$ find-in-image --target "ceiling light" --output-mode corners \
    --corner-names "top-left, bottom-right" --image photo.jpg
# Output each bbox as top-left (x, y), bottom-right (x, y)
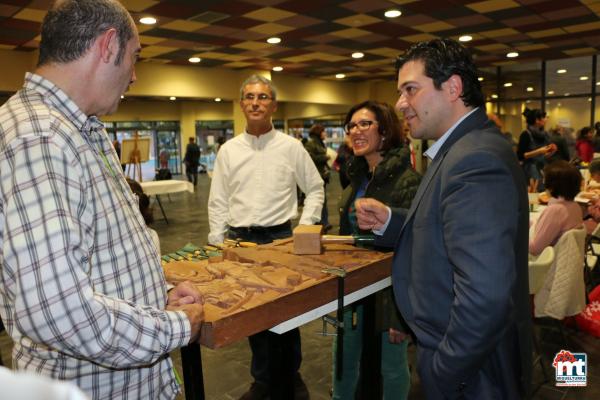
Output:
top-left (139, 16), bottom-right (157, 25)
top-left (272, 66), bottom-right (283, 72)
top-left (597, 82), bottom-right (600, 86)
top-left (589, 98), bottom-right (592, 102)
top-left (526, 100), bottom-right (531, 103)
top-left (335, 73), bottom-right (346, 79)
top-left (491, 94), bottom-right (498, 99)
top-left (506, 52), bottom-right (519, 58)
top-left (214, 98), bottom-right (222, 102)
top-left (188, 57), bottom-right (201, 63)
top-left (384, 9), bottom-right (402, 18)
top-left (351, 52), bottom-right (364, 59)
top-left (267, 37), bottom-right (281, 44)
top-left (478, 77), bottom-right (484, 81)
top-left (547, 90), bottom-right (554, 95)
top-left (120, 95), bottom-right (124, 99)
top-left (459, 35), bottom-right (472, 42)
top-left (564, 93), bottom-right (570, 96)
top-left (526, 87), bottom-right (534, 92)
top-left (580, 76), bottom-right (589, 81)
top-left (169, 96), bottom-right (176, 101)
top-left (556, 69), bottom-right (567, 74)
top-left (503, 82), bottom-right (512, 87)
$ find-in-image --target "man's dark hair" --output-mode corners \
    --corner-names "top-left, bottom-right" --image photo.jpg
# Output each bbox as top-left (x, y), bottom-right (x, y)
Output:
top-left (344, 100), bottom-right (402, 152)
top-left (395, 38), bottom-right (484, 108)
top-left (543, 160), bottom-right (582, 201)
top-left (38, 0), bottom-right (134, 67)
top-left (522, 108), bottom-right (546, 126)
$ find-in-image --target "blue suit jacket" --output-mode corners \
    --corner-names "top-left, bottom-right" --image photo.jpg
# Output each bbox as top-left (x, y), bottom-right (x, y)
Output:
top-left (379, 108), bottom-right (532, 399)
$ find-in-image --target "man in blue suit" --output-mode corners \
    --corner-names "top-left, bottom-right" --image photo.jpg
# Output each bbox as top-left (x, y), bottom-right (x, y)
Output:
top-left (356, 39), bottom-right (532, 399)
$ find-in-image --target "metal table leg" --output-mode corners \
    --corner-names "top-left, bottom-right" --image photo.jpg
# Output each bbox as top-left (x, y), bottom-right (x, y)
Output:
top-left (154, 194), bottom-right (169, 224)
top-left (181, 343), bottom-right (205, 400)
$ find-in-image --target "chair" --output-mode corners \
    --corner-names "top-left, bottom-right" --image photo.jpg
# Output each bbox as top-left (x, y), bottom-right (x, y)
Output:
top-left (528, 246), bottom-right (555, 388)
top-left (528, 246), bottom-right (555, 295)
top-left (584, 222), bottom-right (600, 292)
top-left (534, 227), bottom-right (587, 319)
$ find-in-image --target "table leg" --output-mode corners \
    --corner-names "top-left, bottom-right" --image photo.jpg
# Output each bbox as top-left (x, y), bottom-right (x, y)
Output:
top-left (359, 294), bottom-right (382, 398)
top-left (181, 343), bottom-right (205, 400)
top-left (154, 195), bottom-right (169, 224)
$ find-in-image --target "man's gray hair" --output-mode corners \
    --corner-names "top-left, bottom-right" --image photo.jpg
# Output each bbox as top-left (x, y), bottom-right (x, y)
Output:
top-left (239, 75), bottom-right (277, 100)
top-left (38, 0), bottom-right (134, 67)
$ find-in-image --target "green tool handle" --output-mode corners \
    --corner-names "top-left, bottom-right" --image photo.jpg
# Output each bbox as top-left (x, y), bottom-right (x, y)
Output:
top-left (320, 234), bottom-right (375, 245)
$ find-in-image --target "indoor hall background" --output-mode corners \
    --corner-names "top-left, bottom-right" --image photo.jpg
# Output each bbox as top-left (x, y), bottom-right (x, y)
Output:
top-left (2, 171), bottom-right (600, 399)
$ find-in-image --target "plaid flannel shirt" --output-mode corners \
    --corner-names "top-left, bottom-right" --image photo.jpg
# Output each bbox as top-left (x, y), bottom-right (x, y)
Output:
top-left (0, 73), bottom-right (190, 399)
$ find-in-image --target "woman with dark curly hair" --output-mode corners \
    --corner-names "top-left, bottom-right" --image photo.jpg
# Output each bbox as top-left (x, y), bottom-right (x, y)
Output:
top-left (332, 100), bottom-right (421, 400)
top-left (529, 160), bottom-right (583, 256)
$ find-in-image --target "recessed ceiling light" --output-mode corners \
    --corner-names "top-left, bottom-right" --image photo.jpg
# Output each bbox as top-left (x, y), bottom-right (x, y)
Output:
top-left (267, 37), bottom-right (281, 44)
top-left (564, 93), bottom-right (570, 96)
top-left (139, 16), bottom-right (157, 25)
top-left (459, 35), bottom-right (472, 42)
top-left (335, 73), bottom-right (346, 79)
top-left (547, 90), bottom-right (554, 95)
top-left (526, 87), bottom-right (534, 92)
top-left (589, 98), bottom-right (593, 102)
top-left (384, 9), bottom-right (402, 18)
top-left (506, 52), bottom-right (519, 58)
top-left (580, 76), bottom-right (589, 81)
top-left (188, 57), bottom-right (201, 63)
top-left (214, 98), bottom-right (222, 102)
top-left (526, 100), bottom-right (531, 103)
top-left (351, 52), bottom-right (364, 59)
top-left (478, 77), bottom-right (484, 81)
top-left (272, 66), bottom-right (283, 72)
top-left (169, 96), bottom-right (176, 101)
top-left (503, 82), bottom-right (512, 87)
top-left (491, 94), bottom-right (498, 99)
top-left (120, 95), bottom-right (124, 99)
top-left (556, 69), bottom-right (567, 74)
top-left (597, 82), bottom-right (600, 86)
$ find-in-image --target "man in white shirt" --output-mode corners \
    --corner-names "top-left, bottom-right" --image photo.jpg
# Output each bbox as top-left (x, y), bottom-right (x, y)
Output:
top-left (208, 75), bottom-right (323, 400)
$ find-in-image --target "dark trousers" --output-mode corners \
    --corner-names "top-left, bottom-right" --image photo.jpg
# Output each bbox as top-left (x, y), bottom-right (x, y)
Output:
top-left (186, 163), bottom-right (198, 186)
top-left (227, 223), bottom-right (302, 394)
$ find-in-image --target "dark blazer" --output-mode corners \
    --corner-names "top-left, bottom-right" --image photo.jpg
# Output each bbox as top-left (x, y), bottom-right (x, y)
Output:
top-left (379, 108), bottom-right (532, 399)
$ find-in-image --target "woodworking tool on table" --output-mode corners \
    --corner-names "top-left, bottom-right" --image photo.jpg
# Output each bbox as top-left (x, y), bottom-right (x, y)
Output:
top-left (293, 224), bottom-right (375, 255)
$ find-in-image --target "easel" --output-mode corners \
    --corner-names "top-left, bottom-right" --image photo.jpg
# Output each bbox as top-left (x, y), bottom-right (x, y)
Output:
top-left (126, 131), bottom-right (142, 182)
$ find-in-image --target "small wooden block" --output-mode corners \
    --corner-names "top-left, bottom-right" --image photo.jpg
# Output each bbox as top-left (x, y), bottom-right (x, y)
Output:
top-left (293, 224), bottom-right (323, 255)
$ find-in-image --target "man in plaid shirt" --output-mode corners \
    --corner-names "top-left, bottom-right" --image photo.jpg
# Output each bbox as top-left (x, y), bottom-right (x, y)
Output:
top-left (0, 1), bottom-right (204, 398)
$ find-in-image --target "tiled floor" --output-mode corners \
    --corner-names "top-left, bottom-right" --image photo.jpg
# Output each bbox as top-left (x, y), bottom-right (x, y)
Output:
top-left (1, 171), bottom-right (600, 399)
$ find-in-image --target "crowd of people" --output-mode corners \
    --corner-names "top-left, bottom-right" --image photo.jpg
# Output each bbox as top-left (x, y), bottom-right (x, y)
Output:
top-left (3, 0), bottom-right (592, 399)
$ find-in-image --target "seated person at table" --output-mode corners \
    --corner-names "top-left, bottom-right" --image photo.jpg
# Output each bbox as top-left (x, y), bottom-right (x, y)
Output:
top-left (127, 179), bottom-right (160, 252)
top-left (529, 160), bottom-right (583, 256)
top-left (586, 159), bottom-right (600, 191)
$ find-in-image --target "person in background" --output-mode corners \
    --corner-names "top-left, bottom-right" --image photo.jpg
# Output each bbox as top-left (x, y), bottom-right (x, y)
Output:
top-left (593, 121), bottom-right (600, 153)
top-left (184, 137), bottom-right (201, 186)
top-left (529, 161), bottom-right (583, 255)
top-left (0, 1), bottom-right (204, 399)
top-left (548, 127), bottom-right (570, 163)
top-left (355, 38), bottom-right (531, 399)
top-left (159, 146), bottom-right (170, 169)
top-left (304, 124), bottom-right (331, 231)
top-left (332, 100), bottom-right (420, 400)
top-left (576, 126), bottom-right (594, 163)
top-left (208, 74), bottom-right (323, 400)
top-left (127, 178), bottom-right (160, 252)
top-left (517, 108), bottom-right (552, 192)
top-left (333, 134), bottom-right (353, 189)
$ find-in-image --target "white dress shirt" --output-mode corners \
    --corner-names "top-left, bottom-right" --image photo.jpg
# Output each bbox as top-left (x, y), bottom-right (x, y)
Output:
top-left (208, 128), bottom-right (324, 244)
